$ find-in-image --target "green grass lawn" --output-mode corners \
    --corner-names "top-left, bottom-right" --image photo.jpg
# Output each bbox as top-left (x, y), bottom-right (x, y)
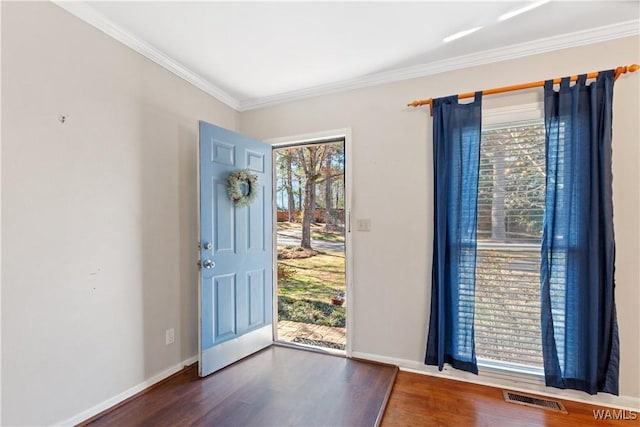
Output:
top-left (277, 248), bottom-right (345, 327)
top-left (277, 249), bottom-right (344, 301)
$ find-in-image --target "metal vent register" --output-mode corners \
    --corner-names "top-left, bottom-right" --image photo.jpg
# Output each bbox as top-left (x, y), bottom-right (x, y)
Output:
top-left (503, 391), bottom-right (568, 414)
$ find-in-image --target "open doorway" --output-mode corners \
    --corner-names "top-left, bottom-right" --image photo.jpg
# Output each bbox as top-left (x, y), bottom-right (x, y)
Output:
top-left (273, 139), bottom-right (347, 352)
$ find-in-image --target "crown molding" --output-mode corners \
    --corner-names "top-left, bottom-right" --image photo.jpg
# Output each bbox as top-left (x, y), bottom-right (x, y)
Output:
top-left (238, 20), bottom-right (639, 111)
top-left (52, 1), bottom-right (241, 110)
top-left (52, 1), bottom-right (638, 113)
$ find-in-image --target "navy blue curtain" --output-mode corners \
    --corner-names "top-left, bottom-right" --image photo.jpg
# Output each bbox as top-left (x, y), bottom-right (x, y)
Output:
top-left (426, 93), bottom-right (482, 374)
top-left (541, 70), bottom-right (619, 395)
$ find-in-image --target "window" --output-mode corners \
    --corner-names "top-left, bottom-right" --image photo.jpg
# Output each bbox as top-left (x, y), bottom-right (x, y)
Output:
top-left (474, 105), bottom-right (545, 374)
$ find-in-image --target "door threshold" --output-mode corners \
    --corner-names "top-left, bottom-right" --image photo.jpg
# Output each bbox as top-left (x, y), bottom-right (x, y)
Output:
top-left (274, 340), bottom-right (346, 358)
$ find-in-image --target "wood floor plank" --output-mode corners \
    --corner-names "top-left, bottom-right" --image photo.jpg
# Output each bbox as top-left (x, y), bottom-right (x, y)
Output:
top-left (82, 345), bottom-right (397, 427)
top-left (381, 371), bottom-right (639, 427)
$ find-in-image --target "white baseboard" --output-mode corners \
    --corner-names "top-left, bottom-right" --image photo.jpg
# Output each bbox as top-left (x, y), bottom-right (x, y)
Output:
top-left (351, 351), bottom-right (640, 411)
top-left (56, 355), bottom-right (198, 426)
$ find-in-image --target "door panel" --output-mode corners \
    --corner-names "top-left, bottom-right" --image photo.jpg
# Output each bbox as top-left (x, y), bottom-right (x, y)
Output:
top-left (214, 181), bottom-right (235, 254)
top-left (247, 269), bottom-right (265, 327)
top-left (214, 273), bottom-right (236, 339)
top-left (248, 192), bottom-right (265, 251)
top-left (199, 121), bottom-right (273, 377)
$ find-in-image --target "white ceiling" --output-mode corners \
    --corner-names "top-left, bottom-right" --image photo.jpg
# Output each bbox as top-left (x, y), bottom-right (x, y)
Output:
top-left (55, 1), bottom-right (639, 111)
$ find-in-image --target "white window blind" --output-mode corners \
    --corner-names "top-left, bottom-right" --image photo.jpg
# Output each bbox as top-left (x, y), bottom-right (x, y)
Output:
top-left (475, 118), bottom-right (546, 372)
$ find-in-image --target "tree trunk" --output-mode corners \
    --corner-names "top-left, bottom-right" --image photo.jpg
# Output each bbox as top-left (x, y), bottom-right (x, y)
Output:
top-left (280, 174), bottom-right (285, 210)
top-left (324, 149), bottom-right (333, 230)
top-left (301, 178), bottom-right (315, 249)
top-left (286, 153), bottom-right (294, 222)
top-left (492, 146), bottom-right (506, 240)
top-left (297, 146), bottom-right (327, 249)
top-left (297, 176), bottom-right (302, 216)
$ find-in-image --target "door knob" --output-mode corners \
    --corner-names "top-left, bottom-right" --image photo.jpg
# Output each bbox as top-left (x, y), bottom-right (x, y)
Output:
top-left (202, 259), bottom-right (215, 269)
top-left (198, 242), bottom-right (213, 250)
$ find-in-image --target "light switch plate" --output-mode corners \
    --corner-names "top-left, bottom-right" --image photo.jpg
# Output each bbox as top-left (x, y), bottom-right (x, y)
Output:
top-left (357, 218), bottom-right (371, 232)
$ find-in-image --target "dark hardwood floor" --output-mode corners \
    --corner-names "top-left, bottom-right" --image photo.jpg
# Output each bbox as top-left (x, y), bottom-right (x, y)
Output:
top-left (81, 345), bottom-right (398, 427)
top-left (382, 371), bottom-right (639, 427)
top-left (80, 346), bottom-right (637, 427)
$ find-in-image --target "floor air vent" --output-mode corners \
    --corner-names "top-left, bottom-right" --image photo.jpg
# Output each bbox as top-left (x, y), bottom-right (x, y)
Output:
top-left (503, 391), bottom-right (568, 414)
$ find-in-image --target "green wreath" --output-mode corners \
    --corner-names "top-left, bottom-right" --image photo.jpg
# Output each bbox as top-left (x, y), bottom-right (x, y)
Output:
top-left (227, 169), bottom-right (259, 207)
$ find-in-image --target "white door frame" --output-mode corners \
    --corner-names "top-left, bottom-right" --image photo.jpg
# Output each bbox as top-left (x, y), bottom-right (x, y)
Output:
top-left (266, 128), bottom-right (354, 357)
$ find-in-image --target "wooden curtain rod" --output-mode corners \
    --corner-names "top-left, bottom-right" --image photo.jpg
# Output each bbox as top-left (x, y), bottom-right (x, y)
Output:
top-left (407, 64), bottom-right (640, 113)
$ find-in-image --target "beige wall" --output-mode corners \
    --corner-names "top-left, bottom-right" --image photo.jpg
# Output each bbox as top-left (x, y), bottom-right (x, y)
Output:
top-left (240, 36), bottom-right (640, 404)
top-left (1, 2), bottom-right (238, 425)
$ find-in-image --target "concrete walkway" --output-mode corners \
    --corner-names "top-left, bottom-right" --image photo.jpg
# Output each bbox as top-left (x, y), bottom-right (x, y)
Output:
top-left (277, 320), bottom-right (346, 349)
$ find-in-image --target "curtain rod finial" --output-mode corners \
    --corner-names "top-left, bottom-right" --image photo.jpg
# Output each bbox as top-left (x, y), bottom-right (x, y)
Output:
top-left (615, 64), bottom-right (639, 80)
top-left (408, 99), bottom-right (433, 108)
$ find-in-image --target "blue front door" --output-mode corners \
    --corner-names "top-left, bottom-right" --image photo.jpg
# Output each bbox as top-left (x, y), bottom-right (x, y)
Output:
top-left (198, 121), bottom-right (273, 377)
